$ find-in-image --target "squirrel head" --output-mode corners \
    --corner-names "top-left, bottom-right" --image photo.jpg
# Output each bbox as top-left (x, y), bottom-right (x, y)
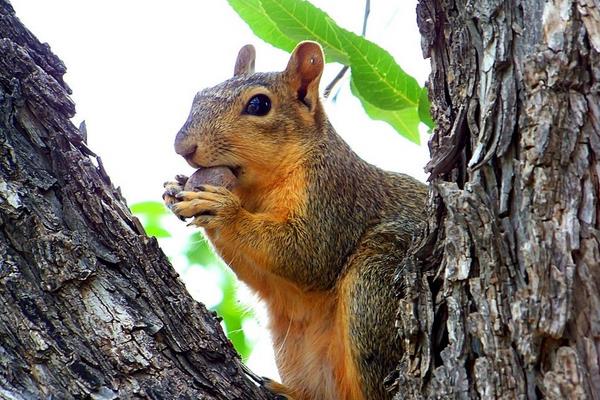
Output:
top-left (174, 41), bottom-right (325, 187)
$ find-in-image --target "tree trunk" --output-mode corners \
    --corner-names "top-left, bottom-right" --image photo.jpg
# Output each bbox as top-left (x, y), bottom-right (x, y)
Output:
top-left (0, 2), bottom-right (275, 398)
top-left (393, 0), bottom-right (599, 398)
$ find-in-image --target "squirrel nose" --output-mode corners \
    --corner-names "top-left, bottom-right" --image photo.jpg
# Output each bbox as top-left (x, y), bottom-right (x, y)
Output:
top-left (174, 128), bottom-right (197, 157)
top-left (174, 132), bottom-right (200, 167)
top-left (176, 144), bottom-right (198, 164)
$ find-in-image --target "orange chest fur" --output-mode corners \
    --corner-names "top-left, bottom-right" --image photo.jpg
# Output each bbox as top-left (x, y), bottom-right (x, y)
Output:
top-left (213, 247), bottom-right (363, 400)
top-left (265, 283), bottom-right (364, 400)
top-left (207, 236), bottom-right (363, 399)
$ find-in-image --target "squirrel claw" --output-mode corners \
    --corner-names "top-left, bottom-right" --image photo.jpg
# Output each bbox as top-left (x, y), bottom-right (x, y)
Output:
top-left (175, 174), bottom-right (189, 185)
top-left (163, 187), bottom-right (179, 197)
top-left (169, 187), bottom-right (241, 229)
top-left (163, 177), bottom-right (188, 219)
top-left (238, 364), bottom-right (294, 399)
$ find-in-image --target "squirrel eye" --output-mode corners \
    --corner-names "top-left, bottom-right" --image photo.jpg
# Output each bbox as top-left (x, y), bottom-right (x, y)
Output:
top-left (245, 94), bottom-right (271, 116)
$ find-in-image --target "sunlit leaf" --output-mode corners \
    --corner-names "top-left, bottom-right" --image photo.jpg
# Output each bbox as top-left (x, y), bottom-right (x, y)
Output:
top-left (130, 201), bottom-right (169, 217)
top-left (227, 0), bottom-right (297, 54)
top-left (213, 269), bottom-right (253, 360)
top-left (259, 0), bottom-right (349, 64)
top-left (351, 78), bottom-right (420, 144)
top-left (144, 225), bottom-right (171, 238)
top-left (342, 31), bottom-right (420, 110)
top-left (130, 201), bottom-right (172, 238)
top-left (183, 234), bottom-right (253, 358)
top-left (185, 232), bottom-right (217, 266)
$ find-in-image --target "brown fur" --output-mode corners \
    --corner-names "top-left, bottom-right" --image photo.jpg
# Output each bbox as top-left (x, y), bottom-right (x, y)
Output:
top-left (164, 42), bottom-right (427, 400)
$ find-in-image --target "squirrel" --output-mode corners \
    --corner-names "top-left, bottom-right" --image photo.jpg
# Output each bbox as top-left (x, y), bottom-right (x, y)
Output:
top-left (163, 41), bottom-right (427, 400)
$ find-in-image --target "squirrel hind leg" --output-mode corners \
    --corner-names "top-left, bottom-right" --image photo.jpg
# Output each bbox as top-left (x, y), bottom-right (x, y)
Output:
top-left (341, 225), bottom-right (408, 400)
top-left (263, 378), bottom-right (296, 400)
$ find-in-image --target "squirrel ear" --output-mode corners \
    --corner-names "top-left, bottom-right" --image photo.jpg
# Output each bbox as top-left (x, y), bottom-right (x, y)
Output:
top-left (234, 44), bottom-right (256, 77)
top-left (284, 41), bottom-right (324, 110)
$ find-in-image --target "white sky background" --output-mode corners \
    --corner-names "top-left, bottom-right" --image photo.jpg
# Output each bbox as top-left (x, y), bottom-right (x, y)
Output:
top-left (10, 0), bottom-right (431, 380)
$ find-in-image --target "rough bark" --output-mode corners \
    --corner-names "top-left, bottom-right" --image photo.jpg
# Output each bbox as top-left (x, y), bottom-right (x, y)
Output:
top-left (392, 0), bottom-right (600, 398)
top-left (0, 2), bottom-right (275, 399)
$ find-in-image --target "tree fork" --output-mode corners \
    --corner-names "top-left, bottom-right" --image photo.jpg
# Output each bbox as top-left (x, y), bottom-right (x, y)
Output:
top-left (0, 2), bottom-right (275, 398)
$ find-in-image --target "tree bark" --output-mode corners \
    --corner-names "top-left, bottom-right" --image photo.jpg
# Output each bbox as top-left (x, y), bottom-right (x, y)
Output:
top-left (0, 2), bottom-right (275, 399)
top-left (393, 0), bottom-right (599, 398)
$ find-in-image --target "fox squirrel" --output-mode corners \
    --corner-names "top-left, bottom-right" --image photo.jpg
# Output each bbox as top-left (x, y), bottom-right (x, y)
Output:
top-left (163, 41), bottom-right (427, 400)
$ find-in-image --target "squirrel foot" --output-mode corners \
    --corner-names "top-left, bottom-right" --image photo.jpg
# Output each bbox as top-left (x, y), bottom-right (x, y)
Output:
top-left (239, 362), bottom-right (295, 399)
top-left (171, 184), bottom-right (241, 229)
top-left (263, 378), bottom-right (296, 399)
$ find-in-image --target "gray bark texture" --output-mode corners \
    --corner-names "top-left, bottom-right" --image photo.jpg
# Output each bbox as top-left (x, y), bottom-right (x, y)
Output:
top-left (0, 2), bottom-right (275, 399)
top-left (392, 0), bottom-right (600, 398)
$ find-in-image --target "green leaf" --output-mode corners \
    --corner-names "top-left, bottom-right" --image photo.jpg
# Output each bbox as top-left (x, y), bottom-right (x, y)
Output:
top-left (342, 32), bottom-right (421, 110)
top-left (130, 201), bottom-right (172, 238)
top-left (185, 232), bottom-right (217, 266)
top-left (351, 79), bottom-right (420, 144)
top-left (418, 86), bottom-right (435, 129)
top-left (227, 0), bottom-right (297, 54)
top-left (213, 269), bottom-right (254, 360)
top-left (130, 201), bottom-right (169, 217)
top-left (144, 225), bottom-right (171, 238)
top-left (258, 0), bottom-right (349, 64)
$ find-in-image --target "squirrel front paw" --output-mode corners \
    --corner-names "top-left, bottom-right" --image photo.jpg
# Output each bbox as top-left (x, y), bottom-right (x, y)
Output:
top-left (163, 175), bottom-right (189, 220)
top-left (171, 184), bottom-right (241, 229)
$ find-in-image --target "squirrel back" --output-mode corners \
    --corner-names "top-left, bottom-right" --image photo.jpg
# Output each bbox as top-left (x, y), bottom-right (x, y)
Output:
top-left (166, 41), bottom-right (427, 400)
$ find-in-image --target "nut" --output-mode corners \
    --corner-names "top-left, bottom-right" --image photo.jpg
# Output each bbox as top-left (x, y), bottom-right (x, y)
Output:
top-left (184, 167), bottom-right (237, 191)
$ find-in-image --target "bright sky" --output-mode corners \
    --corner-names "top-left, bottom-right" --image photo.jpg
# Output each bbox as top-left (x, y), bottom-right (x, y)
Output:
top-left (11, 0), bottom-right (430, 380)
